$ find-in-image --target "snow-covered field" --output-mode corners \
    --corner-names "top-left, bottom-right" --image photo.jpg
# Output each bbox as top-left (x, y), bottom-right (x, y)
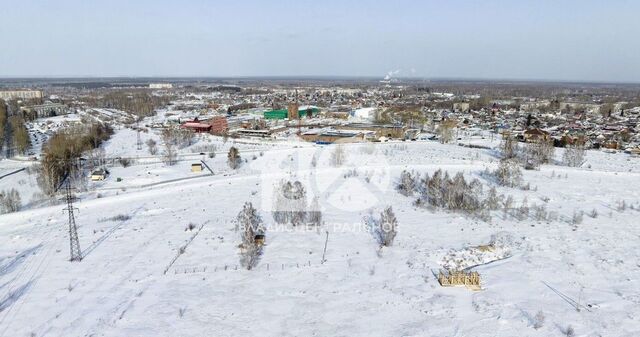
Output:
top-left (1, 134), bottom-right (639, 336)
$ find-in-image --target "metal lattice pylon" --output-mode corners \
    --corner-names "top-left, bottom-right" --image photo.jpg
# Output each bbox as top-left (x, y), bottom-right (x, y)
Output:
top-left (63, 180), bottom-right (82, 261)
top-left (136, 118), bottom-right (142, 151)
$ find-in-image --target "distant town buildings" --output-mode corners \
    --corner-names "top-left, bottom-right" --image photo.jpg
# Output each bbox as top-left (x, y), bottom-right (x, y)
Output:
top-left (149, 83), bottom-right (173, 89)
top-left (453, 102), bottom-right (470, 112)
top-left (0, 90), bottom-right (43, 100)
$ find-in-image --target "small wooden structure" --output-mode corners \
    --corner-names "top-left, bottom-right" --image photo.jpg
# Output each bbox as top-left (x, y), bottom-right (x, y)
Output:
top-left (254, 234), bottom-right (265, 246)
top-left (438, 270), bottom-right (481, 291)
top-left (191, 163), bottom-right (203, 172)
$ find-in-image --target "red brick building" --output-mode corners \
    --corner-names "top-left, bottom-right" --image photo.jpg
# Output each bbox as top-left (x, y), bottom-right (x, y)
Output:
top-left (208, 116), bottom-right (229, 135)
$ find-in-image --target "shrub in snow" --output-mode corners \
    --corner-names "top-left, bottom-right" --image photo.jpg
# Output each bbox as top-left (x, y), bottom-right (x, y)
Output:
top-left (588, 208), bottom-right (598, 218)
top-left (236, 202), bottom-right (264, 270)
top-left (118, 157), bottom-right (132, 167)
top-left (396, 170), bottom-right (418, 196)
top-left (377, 206), bottom-right (398, 247)
top-left (483, 187), bottom-right (502, 210)
top-left (565, 325), bottom-right (575, 337)
top-left (515, 197), bottom-right (530, 221)
top-left (533, 310), bottom-right (545, 329)
top-left (532, 204), bottom-right (548, 221)
top-left (571, 210), bottom-right (583, 226)
top-left (0, 188), bottom-right (21, 214)
top-left (488, 231), bottom-right (523, 253)
top-left (330, 144), bottom-right (346, 167)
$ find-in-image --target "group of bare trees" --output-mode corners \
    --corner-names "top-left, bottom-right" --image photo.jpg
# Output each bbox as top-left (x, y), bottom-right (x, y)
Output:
top-left (272, 179), bottom-right (322, 226)
top-left (0, 101), bottom-right (30, 155)
top-left (493, 158), bottom-right (523, 187)
top-left (398, 169), bottom-right (490, 219)
top-left (500, 133), bottom-right (555, 170)
top-left (437, 119), bottom-right (456, 144)
top-left (500, 132), bottom-right (587, 169)
top-left (9, 116), bottom-right (30, 155)
top-left (0, 100), bottom-right (6, 150)
top-left (160, 128), bottom-right (195, 166)
top-left (38, 123), bottom-right (113, 195)
top-left (562, 143), bottom-right (586, 167)
top-left (84, 91), bottom-right (170, 118)
top-left (396, 168), bottom-right (550, 222)
top-left (0, 188), bottom-right (21, 214)
top-left (522, 139), bottom-right (555, 169)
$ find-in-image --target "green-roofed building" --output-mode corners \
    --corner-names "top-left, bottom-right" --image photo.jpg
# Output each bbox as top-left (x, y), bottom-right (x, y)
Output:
top-left (264, 109), bottom-right (289, 120)
top-left (299, 106), bottom-right (320, 117)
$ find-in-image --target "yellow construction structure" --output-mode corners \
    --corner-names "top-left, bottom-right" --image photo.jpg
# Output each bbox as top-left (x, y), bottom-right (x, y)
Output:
top-left (438, 270), bottom-right (481, 291)
top-left (191, 163), bottom-right (203, 172)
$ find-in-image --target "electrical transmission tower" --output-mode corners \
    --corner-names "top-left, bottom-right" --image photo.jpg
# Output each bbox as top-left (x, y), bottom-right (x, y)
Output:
top-left (136, 118), bottom-right (142, 151)
top-left (63, 179), bottom-right (82, 261)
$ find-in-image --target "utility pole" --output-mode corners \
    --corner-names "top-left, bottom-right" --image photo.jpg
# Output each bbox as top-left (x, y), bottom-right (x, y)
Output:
top-left (321, 231), bottom-right (329, 264)
top-left (63, 179), bottom-right (82, 261)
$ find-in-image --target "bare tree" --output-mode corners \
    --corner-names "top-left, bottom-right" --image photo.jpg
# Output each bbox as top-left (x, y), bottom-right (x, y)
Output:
top-left (162, 142), bottom-right (177, 166)
top-left (227, 146), bottom-right (241, 169)
top-left (377, 206), bottom-right (398, 247)
top-left (307, 196), bottom-right (323, 226)
top-left (330, 144), bottom-right (346, 167)
top-left (236, 202), bottom-right (264, 270)
top-left (146, 139), bottom-right (158, 155)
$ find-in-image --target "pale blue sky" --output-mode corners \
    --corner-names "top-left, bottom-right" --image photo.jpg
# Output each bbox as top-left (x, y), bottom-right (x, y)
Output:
top-left (1, 0), bottom-right (639, 82)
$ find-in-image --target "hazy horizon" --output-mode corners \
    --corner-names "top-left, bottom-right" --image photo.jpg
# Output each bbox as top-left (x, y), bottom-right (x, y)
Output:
top-left (2, 0), bottom-right (639, 83)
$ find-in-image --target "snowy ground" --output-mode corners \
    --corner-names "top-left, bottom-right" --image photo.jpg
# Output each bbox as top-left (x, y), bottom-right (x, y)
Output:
top-left (1, 135), bottom-right (640, 336)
